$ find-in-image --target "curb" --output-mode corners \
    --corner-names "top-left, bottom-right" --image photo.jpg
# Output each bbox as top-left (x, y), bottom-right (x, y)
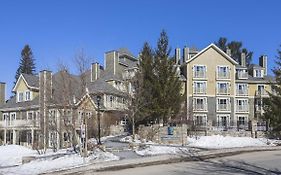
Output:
top-left (41, 146), bottom-right (281, 175)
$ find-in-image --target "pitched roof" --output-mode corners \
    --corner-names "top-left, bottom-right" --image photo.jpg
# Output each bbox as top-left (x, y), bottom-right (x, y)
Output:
top-left (22, 74), bottom-right (39, 88)
top-left (186, 43), bottom-right (239, 65)
top-left (0, 95), bottom-right (39, 111)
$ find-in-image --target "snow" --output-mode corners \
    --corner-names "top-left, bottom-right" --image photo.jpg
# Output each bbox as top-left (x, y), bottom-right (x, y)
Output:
top-left (120, 135), bottom-right (155, 144)
top-left (0, 145), bottom-right (119, 175)
top-left (136, 145), bottom-right (189, 156)
top-left (0, 145), bottom-right (37, 167)
top-left (187, 135), bottom-right (270, 149)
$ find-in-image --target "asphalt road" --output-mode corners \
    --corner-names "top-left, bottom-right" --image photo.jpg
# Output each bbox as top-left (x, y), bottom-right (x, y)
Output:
top-left (94, 150), bottom-right (281, 175)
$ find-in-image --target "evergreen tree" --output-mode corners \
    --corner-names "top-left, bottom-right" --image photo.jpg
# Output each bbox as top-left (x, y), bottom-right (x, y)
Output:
top-left (152, 30), bottom-right (184, 124)
top-left (263, 46), bottom-right (281, 137)
top-left (215, 37), bottom-right (253, 66)
top-left (15, 45), bottom-right (36, 83)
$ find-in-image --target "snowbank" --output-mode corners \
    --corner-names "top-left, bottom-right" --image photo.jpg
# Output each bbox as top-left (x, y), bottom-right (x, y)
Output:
top-left (120, 135), bottom-right (155, 144)
top-left (0, 146), bottom-right (119, 175)
top-left (136, 145), bottom-right (188, 156)
top-left (187, 135), bottom-right (269, 149)
top-left (0, 145), bottom-right (37, 167)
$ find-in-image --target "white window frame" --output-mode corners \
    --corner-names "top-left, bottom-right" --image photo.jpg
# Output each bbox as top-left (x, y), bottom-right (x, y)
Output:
top-left (193, 97), bottom-right (207, 111)
top-left (217, 65), bottom-right (230, 79)
top-left (236, 99), bottom-right (249, 112)
top-left (18, 92), bottom-right (24, 102)
top-left (27, 111), bottom-right (33, 120)
top-left (193, 114), bottom-right (207, 126)
top-left (217, 114), bottom-right (230, 128)
top-left (217, 82), bottom-right (230, 95)
top-left (237, 115), bottom-right (248, 126)
top-left (193, 81), bottom-right (207, 94)
top-left (216, 97), bottom-right (230, 111)
top-left (25, 91), bottom-right (32, 101)
top-left (193, 65), bottom-right (207, 79)
top-left (10, 112), bottom-right (16, 120)
top-left (236, 83), bottom-right (248, 96)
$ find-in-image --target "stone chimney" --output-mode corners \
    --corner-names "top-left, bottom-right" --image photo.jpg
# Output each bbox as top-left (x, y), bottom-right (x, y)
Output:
top-left (39, 70), bottom-right (52, 149)
top-left (241, 52), bottom-right (246, 67)
top-left (183, 47), bottom-right (190, 63)
top-left (175, 48), bottom-right (181, 65)
top-left (91, 62), bottom-right (100, 82)
top-left (226, 47), bottom-right (231, 56)
top-left (259, 55), bottom-right (268, 76)
top-left (0, 82), bottom-right (5, 105)
top-left (105, 51), bottom-right (119, 75)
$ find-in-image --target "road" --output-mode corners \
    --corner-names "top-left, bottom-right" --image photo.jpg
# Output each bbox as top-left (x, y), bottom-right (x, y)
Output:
top-left (93, 150), bottom-right (281, 175)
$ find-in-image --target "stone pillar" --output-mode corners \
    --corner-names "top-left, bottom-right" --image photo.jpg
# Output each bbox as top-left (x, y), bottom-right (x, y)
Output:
top-left (31, 129), bottom-right (34, 146)
top-left (4, 129), bottom-right (6, 144)
top-left (13, 130), bottom-right (16, 144)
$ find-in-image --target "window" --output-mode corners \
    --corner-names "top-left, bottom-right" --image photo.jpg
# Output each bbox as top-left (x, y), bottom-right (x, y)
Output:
top-left (64, 132), bottom-right (70, 142)
top-left (193, 65), bottom-right (206, 78)
top-left (11, 113), bottom-right (16, 120)
top-left (193, 81), bottom-right (207, 94)
top-left (236, 99), bottom-right (248, 112)
top-left (194, 114), bottom-right (207, 126)
top-left (193, 97), bottom-right (207, 111)
top-left (18, 92), bottom-right (24, 102)
top-left (27, 112), bottom-right (33, 120)
top-left (25, 91), bottom-right (31, 101)
top-left (217, 82), bottom-right (230, 95)
top-left (238, 116), bottom-right (247, 126)
top-left (217, 66), bottom-right (230, 79)
top-left (257, 85), bottom-right (265, 95)
top-left (255, 69), bottom-right (262, 77)
top-left (217, 98), bottom-right (230, 111)
top-left (217, 115), bottom-right (230, 129)
top-left (236, 84), bottom-right (248, 95)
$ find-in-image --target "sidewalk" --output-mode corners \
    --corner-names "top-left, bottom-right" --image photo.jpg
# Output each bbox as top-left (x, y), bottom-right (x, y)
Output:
top-left (41, 146), bottom-right (281, 175)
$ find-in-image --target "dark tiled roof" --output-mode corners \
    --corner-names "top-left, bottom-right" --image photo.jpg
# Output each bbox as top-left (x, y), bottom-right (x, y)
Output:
top-left (22, 73), bottom-right (39, 88)
top-left (86, 79), bottom-right (127, 97)
top-left (248, 64), bottom-right (263, 69)
top-left (0, 96), bottom-right (39, 111)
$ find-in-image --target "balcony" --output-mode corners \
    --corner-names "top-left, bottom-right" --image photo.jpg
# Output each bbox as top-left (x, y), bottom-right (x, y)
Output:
top-left (217, 88), bottom-right (230, 95)
top-left (0, 120), bottom-right (39, 128)
top-left (217, 72), bottom-right (230, 79)
top-left (193, 104), bottom-right (207, 111)
top-left (236, 105), bottom-right (249, 113)
top-left (236, 89), bottom-right (248, 96)
top-left (194, 71), bottom-right (206, 79)
top-left (255, 90), bottom-right (269, 97)
top-left (236, 72), bottom-right (248, 79)
top-left (194, 88), bottom-right (206, 94)
top-left (217, 104), bottom-right (231, 111)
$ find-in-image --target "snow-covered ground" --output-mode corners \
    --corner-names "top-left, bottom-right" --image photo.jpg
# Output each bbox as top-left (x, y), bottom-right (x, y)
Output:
top-left (0, 145), bottom-right (119, 175)
top-left (187, 135), bottom-right (271, 149)
top-left (120, 135), bottom-right (155, 144)
top-left (134, 135), bottom-right (275, 156)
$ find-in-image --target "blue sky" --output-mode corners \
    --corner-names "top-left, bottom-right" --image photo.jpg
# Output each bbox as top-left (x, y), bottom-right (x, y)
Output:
top-left (1, 0), bottom-right (281, 98)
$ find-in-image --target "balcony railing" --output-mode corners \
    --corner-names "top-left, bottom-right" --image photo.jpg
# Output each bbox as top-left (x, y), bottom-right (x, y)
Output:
top-left (194, 88), bottom-right (206, 94)
top-left (217, 104), bottom-right (230, 111)
top-left (193, 104), bottom-right (207, 111)
top-left (0, 120), bottom-right (39, 128)
top-left (194, 71), bottom-right (206, 78)
top-left (217, 72), bottom-right (230, 79)
top-left (236, 105), bottom-right (249, 112)
top-left (236, 89), bottom-right (248, 96)
top-left (236, 72), bottom-right (248, 79)
top-left (255, 90), bottom-right (269, 97)
top-left (217, 88), bottom-right (230, 95)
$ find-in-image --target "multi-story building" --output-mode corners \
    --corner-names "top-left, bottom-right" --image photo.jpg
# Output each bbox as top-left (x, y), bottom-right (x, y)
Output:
top-left (178, 43), bottom-right (274, 132)
top-left (0, 48), bottom-right (138, 148)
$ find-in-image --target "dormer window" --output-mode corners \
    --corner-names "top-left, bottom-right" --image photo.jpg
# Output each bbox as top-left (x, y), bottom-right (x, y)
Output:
top-left (18, 92), bottom-right (24, 102)
top-left (25, 91), bottom-right (31, 101)
top-left (255, 69), bottom-right (262, 77)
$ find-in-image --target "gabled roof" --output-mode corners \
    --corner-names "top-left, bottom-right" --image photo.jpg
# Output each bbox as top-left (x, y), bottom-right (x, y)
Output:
top-left (0, 95), bottom-right (39, 111)
top-left (186, 43), bottom-right (239, 65)
top-left (12, 74), bottom-right (39, 92)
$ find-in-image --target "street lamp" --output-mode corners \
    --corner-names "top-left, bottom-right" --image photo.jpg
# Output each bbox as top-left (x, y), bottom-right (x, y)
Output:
top-left (96, 95), bottom-right (102, 145)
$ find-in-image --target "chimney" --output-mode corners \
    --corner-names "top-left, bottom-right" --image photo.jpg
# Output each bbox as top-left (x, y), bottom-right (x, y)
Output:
top-left (91, 62), bottom-right (100, 82)
top-left (105, 51), bottom-right (119, 75)
top-left (39, 70), bottom-right (52, 148)
top-left (183, 47), bottom-right (190, 63)
top-left (226, 47), bottom-right (231, 56)
top-left (241, 52), bottom-right (246, 67)
top-left (175, 48), bottom-right (181, 65)
top-left (0, 82), bottom-right (5, 105)
top-left (259, 55), bottom-right (268, 76)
